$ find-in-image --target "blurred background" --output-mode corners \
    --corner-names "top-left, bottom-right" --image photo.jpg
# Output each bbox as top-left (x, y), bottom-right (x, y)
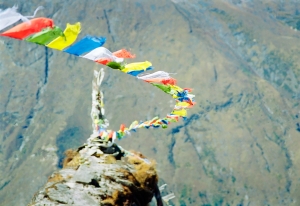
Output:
top-left (0, 0), bottom-right (300, 205)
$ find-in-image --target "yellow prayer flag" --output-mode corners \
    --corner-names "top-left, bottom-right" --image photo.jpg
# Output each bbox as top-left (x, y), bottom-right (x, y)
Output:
top-left (122, 61), bottom-right (152, 73)
top-left (176, 101), bottom-right (190, 108)
top-left (170, 84), bottom-right (183, 92)
top-left (129, 120), bottom-right (139, 130)
top-left (172, 109), bottom-right (187, 117)
top-left (47, 22), bottom-right (81, 50)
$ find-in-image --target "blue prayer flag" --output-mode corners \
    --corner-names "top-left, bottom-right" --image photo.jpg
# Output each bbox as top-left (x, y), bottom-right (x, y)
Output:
top-left (64, 35), bottom-right (106, 56)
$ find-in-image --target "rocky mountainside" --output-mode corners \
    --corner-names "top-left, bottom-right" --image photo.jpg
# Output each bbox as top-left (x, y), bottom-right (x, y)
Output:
top-left (0, 0), bottom-right (300, 205)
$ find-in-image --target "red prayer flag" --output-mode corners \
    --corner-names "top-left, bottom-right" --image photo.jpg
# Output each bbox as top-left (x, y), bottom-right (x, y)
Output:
top-left (145, 77), bottom-right (177, 85)
top-left (1, 18), bottom-right (54, 40)
top-left (113, 49), bottom-right (135, 58)
top-left (95, 57), bottom-right (111, 65)
top-left (120, 124), bottom-right (126, 132)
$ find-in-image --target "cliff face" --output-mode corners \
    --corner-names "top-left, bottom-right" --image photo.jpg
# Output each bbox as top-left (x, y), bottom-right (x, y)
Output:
top-left (1, 0), bottom-right (300, 206)
top-left (29, 142), bottom-right (159, 206)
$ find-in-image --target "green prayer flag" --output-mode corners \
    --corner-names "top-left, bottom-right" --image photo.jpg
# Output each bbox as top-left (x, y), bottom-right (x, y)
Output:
top-left (162, 124), bottom-right (168, 128)
top-left (151, 83), bottom-right (171, 94)
top-left (26, 26), bottom-right (64, 45)
top-left (107, 61), bottom-right (124, 70)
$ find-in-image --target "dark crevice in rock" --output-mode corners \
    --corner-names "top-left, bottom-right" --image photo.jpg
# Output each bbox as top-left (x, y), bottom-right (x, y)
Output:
top-left (296, 123), bottom-right (300, 132)
top-left (0, 180), bottom-right (10, 191)
top-left (264, 130), bottom-right (292, 193)
top-left (255, 87), bottom-right (284, 124)
top-left (44, 47), bottom-right (49, 85)
top-left (173, 3), bottom-right (193, 33)
top-left (213, 66), bottom-right (218, 82)
top-left (198, 191), bottom-right (210, 205)
top-left (168, 135), bottom-right (176, 167)
top-left (18, 46), bottom-right (50, 137)
top-left (4, 88), bottom-right (12, 111)
top-left (25, 108), bottom-right (34, 128)
top-left (16, 134), bottom-right (24, 149)
top-left (214, 97), bottom-right (233, 111)
top-left (171, 125), bottom-right (182, 135)
top-left (18, 46), bottom-right (50, 146)
top-left (103, 9), bottom-right (115, 42)
top-left (255, 142), bottom-right (271, 173)
top-left (169, 113), bottom-right (201, 136)
top-left (283, 148), bottom-right (293, 193)
top-left (35, 88), bottom-right (41, 102)
top-left (89, 179), bottom-right (100, 188)
top-left (183, 127), bottom-right (209, 176)
top-left (247, 128), bottom-right (271, 173)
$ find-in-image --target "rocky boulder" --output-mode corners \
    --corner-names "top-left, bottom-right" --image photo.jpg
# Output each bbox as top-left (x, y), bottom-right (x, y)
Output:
top-left (28, 141), bottom-right (162, 206)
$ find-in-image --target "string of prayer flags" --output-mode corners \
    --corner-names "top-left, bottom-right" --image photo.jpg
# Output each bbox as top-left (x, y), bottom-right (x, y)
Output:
top-left (0, 6), bottom-right (196, 142)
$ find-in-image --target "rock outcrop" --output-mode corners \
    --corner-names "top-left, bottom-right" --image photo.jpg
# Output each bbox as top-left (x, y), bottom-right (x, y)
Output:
top-left (29, 140), bottom-right (161, 206)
